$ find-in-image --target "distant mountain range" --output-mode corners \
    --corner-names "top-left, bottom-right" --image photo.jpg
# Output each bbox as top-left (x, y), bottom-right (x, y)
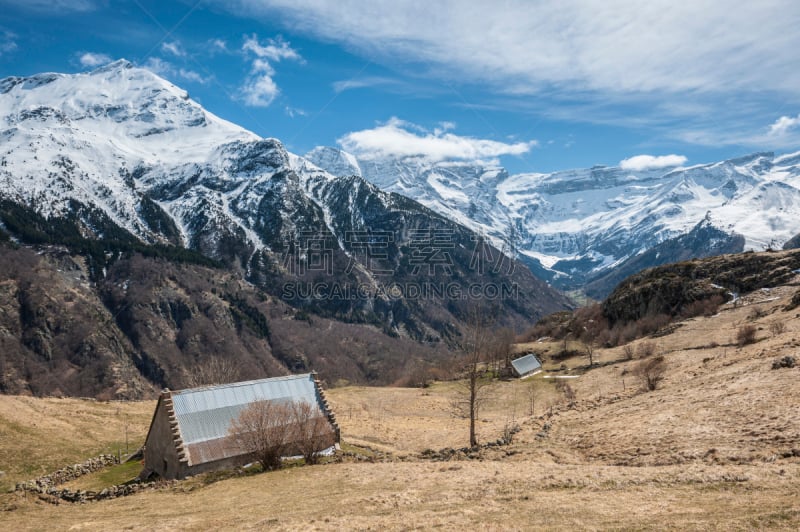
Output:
top-left (307, 146), bottom-right (800, 297)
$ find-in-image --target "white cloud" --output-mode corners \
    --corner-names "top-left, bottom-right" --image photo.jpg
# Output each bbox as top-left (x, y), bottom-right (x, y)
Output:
top-left (209, 38), bottom-right (228, 52)
top-left (242, 74), bottom-right (280, 106)
top-left (161, 41), bottom-right (186, 57)
top-left (0, 41), bottom-right (15, 55)
top-left (143, 58), bottom-right (209, 84)
top-left (178, 69), bottom-right (208, 84)
top-left (77, 52), bottom-right (111, 68)
top-left (338, 117), bottom-right (536, 163)
top-left (0, 0), bottom-right (96, 12)
top-left (0, 30), bottom-right (16, 56)
top-left (285, 106), bottom-right (307, 118)
top-left (769, 114), bottom-right (800, 136)
top-left (243, 34), bottom-right (301, 62)
top-left (224, 0), bottom-right (800, 96)
top-left (143, 57), bottom-right (173, 76)
top-left (619, 154), bottom-right (688, 171)
top-left (240, 34), bottom-right (302, 107)
top-left (332, 76), bottom-right (399, 93)
top-left (218, 1), bottom-right (800, 146)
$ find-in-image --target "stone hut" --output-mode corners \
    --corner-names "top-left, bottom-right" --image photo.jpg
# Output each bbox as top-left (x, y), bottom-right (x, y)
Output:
top-left (142, 373), bottom-right (339, 480)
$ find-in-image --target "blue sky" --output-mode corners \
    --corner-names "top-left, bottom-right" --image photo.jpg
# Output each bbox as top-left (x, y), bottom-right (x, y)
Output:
top-left (1, 0), bottom-right (799, 174)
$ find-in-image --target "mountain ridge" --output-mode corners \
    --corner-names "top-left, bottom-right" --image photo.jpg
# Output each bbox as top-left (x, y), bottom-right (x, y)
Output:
top-left (307, 146), bottom-right (800, 296)
top-left (0, 61), bottom-right (569, 350)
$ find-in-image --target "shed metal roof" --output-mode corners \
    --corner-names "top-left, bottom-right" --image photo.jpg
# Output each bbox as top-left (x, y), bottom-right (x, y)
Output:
top-left (171, 373), bottom-right (321, 462)
top-left (510, 353), bottom-right (542, 377)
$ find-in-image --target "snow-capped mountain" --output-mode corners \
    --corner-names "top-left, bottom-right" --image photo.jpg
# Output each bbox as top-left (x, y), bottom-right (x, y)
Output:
top-left (307, 147), bottom-right (800, 295)
top-left (0, 61), bottom-right (569, 339)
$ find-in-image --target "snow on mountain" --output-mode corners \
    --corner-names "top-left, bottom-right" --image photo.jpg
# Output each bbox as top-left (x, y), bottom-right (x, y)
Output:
top-left (0, 59), bottom-right (257, 243)
top-left (304, 146), bottom-right (361, 179)
top-left (307, 147), bottom-right (800, 292)
top-left (0, 61), bottom-right (569, 338)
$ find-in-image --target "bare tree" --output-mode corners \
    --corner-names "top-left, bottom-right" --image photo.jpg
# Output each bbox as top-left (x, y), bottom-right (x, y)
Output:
top-left (583, 338), bottom-right (596, 367)
top-left (527, 378), bottom-right (536, 416)
top-left (184, 356), bottom-right (241, 388)
top-left (451, 305), bottom-right (494, 447)
top-left (290, 401), bottom-right (336, 465)
top-left (555, 379), bottom-right (576, 407)
top-left (228, 400), bottom-right (294, 471)
top-left (487, 327), bottom-right (515, 375)
top-left (634, 355), bottom-right (667, 391)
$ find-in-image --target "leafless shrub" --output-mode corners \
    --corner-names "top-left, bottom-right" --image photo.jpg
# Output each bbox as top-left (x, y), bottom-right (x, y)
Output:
top-left (184, 356), bottom-right (242, 388)
top-left (634, 355), bottom-right (667, 391)
top-left (289, 401), bottom-right (336, 465)
top-left (637, 313), bottom-right (672, 336)
top-left (769, 321), bottom-right (787, 337)
top-left (736, 324), bottom-right (758, 347)
top-left (680, 295), bottom-right (725, 319)
top-left (228, 400), bottom-right (294, 471)
top-left (555, 379), bottom-right (576, 406)
top-left (636, 341), bottom-right (656, 359)
top-left (748, 308), bottom-right (767, 321)
top-left (622, 345), bottom-right (635, 360)
top-left (502, 422), bottom-right (519, 444)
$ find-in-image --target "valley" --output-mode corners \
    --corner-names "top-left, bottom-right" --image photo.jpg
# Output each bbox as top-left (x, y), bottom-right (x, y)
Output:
top-left (1, 280), bottom-right (798, 529)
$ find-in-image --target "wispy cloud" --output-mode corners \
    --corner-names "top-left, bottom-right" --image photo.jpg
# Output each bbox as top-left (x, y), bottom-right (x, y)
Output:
top-left (285, 106), bottom-right (307, 118)
top-left (143, 57), bottom-right (210, 84)
top-left (225, 1), bottom-right (800, 95)
top-left (77, 52), bottom-right (111, 68)
top-left (161, 41), bottom-right (186, 57)
top-left (332, 76), bottom-right (397, 93)
top-left (0, 30), bottom-right (16, 57)
top-left (338, 117), bottom-right (536, 163)
top-left (240, 34), bottom-right (302, 107)
top-left (619, 154), bottom-right (687, 171)
top-left (209, 38), bottom-right (228, 53)
top-left (0, 0), bottom-right (97, 12)
top-left (220, 1), bottom-right (800, 149)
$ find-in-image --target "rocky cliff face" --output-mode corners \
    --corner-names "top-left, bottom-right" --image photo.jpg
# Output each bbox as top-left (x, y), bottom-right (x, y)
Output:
top-left (602, 249), bottom-right (800, 325)
top-left (0, 244), bottom-right (455, 398)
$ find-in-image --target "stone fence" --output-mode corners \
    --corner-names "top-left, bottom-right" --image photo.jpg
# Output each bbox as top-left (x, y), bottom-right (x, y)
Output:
top-left (14, 454), bottom-right (169, 504)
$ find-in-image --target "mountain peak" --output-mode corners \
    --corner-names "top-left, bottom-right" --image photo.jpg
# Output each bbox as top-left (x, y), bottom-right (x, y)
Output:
top-left (306, 146), bottom-right (362, 177)
top-left (89, 58), bottom-right (134, 74)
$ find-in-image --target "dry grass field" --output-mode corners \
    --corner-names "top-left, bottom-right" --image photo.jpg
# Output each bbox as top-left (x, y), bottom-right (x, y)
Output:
top-left (1, 284), bottom-right (799, 530)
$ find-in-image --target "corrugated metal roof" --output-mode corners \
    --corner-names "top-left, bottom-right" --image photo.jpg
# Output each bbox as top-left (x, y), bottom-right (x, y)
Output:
top-left (511, 353), bottom-right (542, 377)
top-left (171, 374), bottom-right (321, 464)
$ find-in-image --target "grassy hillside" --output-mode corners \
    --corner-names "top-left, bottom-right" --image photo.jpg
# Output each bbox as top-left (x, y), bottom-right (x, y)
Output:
top-left (1, 282), bottom-right (799, 529)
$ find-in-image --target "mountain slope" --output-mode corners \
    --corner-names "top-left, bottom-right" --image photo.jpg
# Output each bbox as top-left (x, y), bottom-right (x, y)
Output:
top-left (308, 148), bottom-right (800, 296)
top-left (0, 61), bottom-right (569, 351)
top-left (0, 244), bottom-right (453, 398)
